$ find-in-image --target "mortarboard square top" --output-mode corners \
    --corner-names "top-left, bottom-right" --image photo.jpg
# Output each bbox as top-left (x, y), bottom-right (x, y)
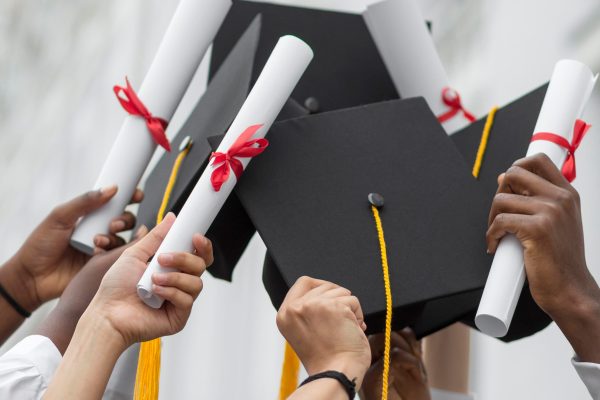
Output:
top-left (210, 0), bottom-right (399, 113)
top-left (231, 97), bottom-right (493, 337)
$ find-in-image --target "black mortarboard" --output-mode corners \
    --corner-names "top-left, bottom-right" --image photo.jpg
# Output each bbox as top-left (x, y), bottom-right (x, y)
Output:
top-left (229, 97), bottom-right (495, 338)
top-left (450, 84), bottom-right (553, 341)
top-left (136, 16), bottom-right (308, 280)
top-left (210, 0), bottom-right (399, 113)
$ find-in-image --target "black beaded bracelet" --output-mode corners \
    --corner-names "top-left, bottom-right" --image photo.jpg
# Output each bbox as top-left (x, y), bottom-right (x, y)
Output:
top-left (299, 370), bottom-right (356, 400)
top-left (0, 283), bottom-right (31, 318)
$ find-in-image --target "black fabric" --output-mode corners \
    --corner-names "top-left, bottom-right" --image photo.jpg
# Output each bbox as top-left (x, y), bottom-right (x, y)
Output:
top-left (451, 84), bottom-right (553, 341)
top-left (231, 98), bottom-right (494, 337)
top-left (300, 370), bottom-right (357, 400)
top-left (210, 0), bottom-right (399, 113)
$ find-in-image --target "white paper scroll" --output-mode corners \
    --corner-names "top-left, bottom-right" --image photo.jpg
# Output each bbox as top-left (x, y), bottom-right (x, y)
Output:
top-left (363, 0), bottom-right (470, 134)
top-left (70, 0), bottom-right (232, 254)
top-left (475, 60), bottom-right (597, 338)
top-left (137, 35), bottom-right (314, 308)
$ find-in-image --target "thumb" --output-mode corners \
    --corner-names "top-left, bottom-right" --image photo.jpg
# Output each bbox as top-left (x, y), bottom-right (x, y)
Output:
top-left (127, 213), bottom-right (176, 261)
top-left (50, 186), bottom-right (118, 228)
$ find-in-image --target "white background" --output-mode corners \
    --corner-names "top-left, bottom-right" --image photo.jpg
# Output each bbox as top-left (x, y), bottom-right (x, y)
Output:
top-left (1, 0), bottom-right (600, 399)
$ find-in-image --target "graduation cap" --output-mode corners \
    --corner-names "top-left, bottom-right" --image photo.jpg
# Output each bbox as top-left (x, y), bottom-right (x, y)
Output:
top-left (210, 0), bottom-right (399, 113)
top-left (224, 97), bottom-right (495, 337)
top-left (136, 15), bottom-right (308, 280)
top-left (451, 84), bottom-right (553, 341)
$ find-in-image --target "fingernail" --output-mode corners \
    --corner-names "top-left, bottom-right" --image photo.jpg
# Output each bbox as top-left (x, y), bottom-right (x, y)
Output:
top-left (165, 212), bottom-right (176, 221)
top-left (94, 235), bottom-right (109, 247)
top-left (111, 220), bottom-right (126, 231)
top-left (486, 248), bottom-right (491, 254)
top-left (152, 284), bottom-right (164, 293)
top-left (153, 273), bottom-right (168, 285)
top-left (100, 185), bottom-right (118, 196)
top-left (158, 253), bottom-right (174, 265)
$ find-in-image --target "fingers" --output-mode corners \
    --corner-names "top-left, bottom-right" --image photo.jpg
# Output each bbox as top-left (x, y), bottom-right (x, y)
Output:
top-left (283, 276), bottom-right (332, 302)
top-left (303, 282), bottom-right (346, 300)
top-left (192, 234), bottom-right (214, 267)
top-left (336, 295), bottom-right (365, 330)
top-left (93, 233), bottom-right (126, 250)
top-left (369, 329), bottom-right (419, 363)
top-left (512, 154), bottom-right (571, 190)
top-left (49, 185), bottom-right (118, 229)
top-left (157, 251), bottom-right (208, 277)
top-left (152, 272), bottom-right (203, 300)
top-left (488, 193), bottom-right (539, 227)
top-left (131, 188), bottom-right (144, 204)
top-left (486, 213), bottom-right (539, 253)
top-left (126, 213), bottom-right (176, 260)
top-left (109, 212), bottom-right (137, 234)
top-left (498, 165), bottom-right (560, 198)
top-left (398, 328), bottom-right (421, 357)
top-left (152, 284), bottom-right (194, 310)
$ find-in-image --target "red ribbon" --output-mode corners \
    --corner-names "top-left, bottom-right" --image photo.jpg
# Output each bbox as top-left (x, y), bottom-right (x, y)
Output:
top-left (210, 124), bottom-right (269, 191)
top-left (113, 77), bottom-right (171, 152)
top-left (530, 119), bottom-right (591, 182)
top-left (437, 87), bottom-right (476, 124)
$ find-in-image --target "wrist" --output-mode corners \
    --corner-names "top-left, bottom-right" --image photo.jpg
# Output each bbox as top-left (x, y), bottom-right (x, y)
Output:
top-left (78, 303), bottom-right (129, 355)
top-left (306, 355), bottom-right (369, 390)
top-left (549, 283), bottom-right (600, 363)
top-left (0, 256), bottom-right (41, 313)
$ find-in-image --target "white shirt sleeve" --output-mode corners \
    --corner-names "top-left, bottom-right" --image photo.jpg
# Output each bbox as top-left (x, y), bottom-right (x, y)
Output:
top-left (0, 335), bottom-right (62, 400)
top-left (573, 357), bottom-right (600, 400)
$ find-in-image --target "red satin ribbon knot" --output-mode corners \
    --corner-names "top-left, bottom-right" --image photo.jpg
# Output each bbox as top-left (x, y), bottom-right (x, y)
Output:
top-left (114, 77), bottom-right (171, 152)
top-left (210, 124), bottom-right (269, 192)
top-left (437, 87), bottom-right (476, 124)
top-left (530, 119), bottom-right (591, 182)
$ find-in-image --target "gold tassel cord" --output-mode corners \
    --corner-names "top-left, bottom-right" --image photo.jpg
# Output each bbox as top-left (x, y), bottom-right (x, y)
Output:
top-left (370, 205), bottom-right (393, 400)
top-left (472, 107), bottom-right (498, 179)
top-left (133, 140), bottom-right (192, 400)
top-left (278, 341), bottom-right (301, 400)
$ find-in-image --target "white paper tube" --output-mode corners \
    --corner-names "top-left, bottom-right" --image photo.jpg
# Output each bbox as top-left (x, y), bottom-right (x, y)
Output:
top-left (364, 0), bottom-right (470, 134)
top-left (137, 35), bottom-right (314, 308)
top-left (475, 60), bottom-right (597, 337)
top-left (70, 0), bottom-right (232, 254)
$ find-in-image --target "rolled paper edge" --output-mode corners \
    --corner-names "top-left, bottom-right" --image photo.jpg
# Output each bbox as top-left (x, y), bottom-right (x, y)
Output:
top-left (137, 284), bottom-right (165, 309)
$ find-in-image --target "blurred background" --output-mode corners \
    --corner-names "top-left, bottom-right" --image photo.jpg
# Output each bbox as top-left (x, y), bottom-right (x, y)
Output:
top-left (1, 0), bottom-right (599, 398)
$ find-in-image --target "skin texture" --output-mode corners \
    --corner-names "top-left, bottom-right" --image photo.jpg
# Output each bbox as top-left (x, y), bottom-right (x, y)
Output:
top-left (0, 187), bottom-right (143, 344)
top-left (487, 154), bottom-right (600, 363)
top-left (36, 226), bottom-right (148, 354)
top-left (43, 213), bottom-right (212, 400)
top-left (361, 328), bottom-right (430, 400)
top-left (277, 277), bottom-right (371, 400)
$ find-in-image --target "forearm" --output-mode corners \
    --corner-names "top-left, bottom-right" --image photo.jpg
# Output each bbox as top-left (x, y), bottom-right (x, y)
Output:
top-left (288, 379), bottom-right (351, 400)
top-left (43, 308), bottom-right (127, 400)
top-left (550, 283), bottom-right (600, 363)
top-left (0, 257), bottom-right (40, 344)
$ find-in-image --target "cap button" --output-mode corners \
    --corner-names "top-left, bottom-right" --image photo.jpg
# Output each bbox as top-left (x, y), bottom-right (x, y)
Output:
top-left (304, 97), bottom-right (320, 113)
top-left (368, 193), bottom-right (384, 208)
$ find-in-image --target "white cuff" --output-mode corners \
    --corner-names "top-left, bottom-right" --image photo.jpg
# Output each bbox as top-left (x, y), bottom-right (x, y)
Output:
top-left (572, 356), bottom-right (600, 400)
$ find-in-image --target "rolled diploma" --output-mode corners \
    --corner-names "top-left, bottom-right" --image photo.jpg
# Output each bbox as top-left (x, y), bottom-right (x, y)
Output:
top-left (475, 60), bottom-right (597, 337)
top-left (70, 0), bottom-right (232, 254)
top-left (137, 35), bottom-right (314, 308)
top-left (363, 0), bottom-right (468, 135)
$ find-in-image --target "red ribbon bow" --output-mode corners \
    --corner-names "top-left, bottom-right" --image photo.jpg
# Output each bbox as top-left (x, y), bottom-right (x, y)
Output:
top-left (210, 124), bottom-right (269, 192)
top-left (437, 87), bottom-right (476, 124)
top-left (113, 77), bottom-right (171, 152)
top-left (530, 119), bottom-right (591, 182)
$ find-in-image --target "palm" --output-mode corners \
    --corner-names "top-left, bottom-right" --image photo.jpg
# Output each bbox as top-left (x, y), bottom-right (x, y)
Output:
top-left (97, 253), bottom-right (187, 345)
top-left (19, 221), bottom-right (90, 303)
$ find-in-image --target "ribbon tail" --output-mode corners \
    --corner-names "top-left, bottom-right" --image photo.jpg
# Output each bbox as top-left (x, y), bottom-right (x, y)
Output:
top-left (211, 162), bottom-right (230, 192)
top-left (562, 156), bottom-right (576, 183)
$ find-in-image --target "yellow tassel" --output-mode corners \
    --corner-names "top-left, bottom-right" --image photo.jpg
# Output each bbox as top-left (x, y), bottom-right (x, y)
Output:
top-left (371, 205), bottom-right (393, 400)
top-left (472, 107), bottom-right (498, 179)
top-left (279, 341), bottom-right (301, 399)
top-left (133, 140), bottom-right (191, 400)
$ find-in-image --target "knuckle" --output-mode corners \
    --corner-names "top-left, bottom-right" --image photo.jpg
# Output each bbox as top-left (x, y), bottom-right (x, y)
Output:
top-left (555, 188), bottom-right (575, 209)
top-left (295, 276), bottom-right (312, 286)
